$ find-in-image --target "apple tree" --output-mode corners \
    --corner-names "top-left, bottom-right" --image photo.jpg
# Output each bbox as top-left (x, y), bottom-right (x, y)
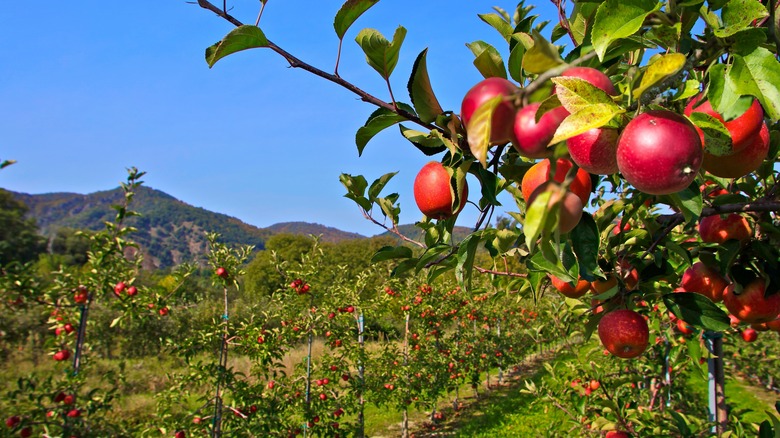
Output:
top-left (193, 0), bottom-right (780, 433)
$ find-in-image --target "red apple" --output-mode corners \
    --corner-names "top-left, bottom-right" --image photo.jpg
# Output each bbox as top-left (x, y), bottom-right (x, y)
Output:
top-left (175, 431), bottom-right (186, 438)
top-left (605, 431), bottom-right (630, 438)
top-left (527, 182), bottom-right (583, 233)
top-left (685, 94), bottom-right (763, 153)
top-left (724, 277), bottom-right (780, 323)
top-left (698, 214), bottom-right (752, 244)
top-left (567, 127), bottom-right (620, 175)
top-left (598, 309), bottom-right (649, 359)
top-left (616, 110), bottom-right (702, 195)
top-left (20, 427), bottom-right (31, 438)
top-left (676, 319), bottom-right (695, 335)
top-left (511, 103), bottom-right (568, 158)
top-left (680, 262), bottom-right (729, 303)
top-left (558, 67), bottom-right (618, 95)
top-left (126, 286), bottom-right (137, 297)
top-left (53, 349), bottom-right (70, 361)
top-left (703, 122), bottom-right (769, 178)
top-left (766, 317), bottom-right (780, 332)
top-left (216, 267), bottom-right (228, 278)
top-left (5, 416), bottom-right (20, 428)
top-left (589, 380), bottom-right (600, 391)
top-left (413, 161), bottom-right (468, 220)
top-left (521, 158), bottom-right (592, 206)
top-left (741, 328), bottom-right (758, 342)
top-left (159, 307), bottom-right (169, 316)
top-left (66, 409), bottom-right (80, 418)
top-left (114, 281), bottom-right (126, 297)
top-left (550, 275), bottom-right (591, 299)
top-left (461, 77), bottom-right (519, 145)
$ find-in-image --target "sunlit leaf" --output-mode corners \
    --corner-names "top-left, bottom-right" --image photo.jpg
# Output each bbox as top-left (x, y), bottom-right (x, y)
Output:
top-left (550, 103), bottom-right (624, 144)
top-left (729, 47), bottom-right (780, 121)
top-left (407, 49), bottom-right (444, 123)
top-left (688, 112), bottom-right (733, 156)
top-left (355, 26), bottom-right (407, 80)
top-left (466, 95), bottom-right (503, 167)
top-left (591, 0), bottom-right (660, 60)
top-left (206, 25), bottom-right (268, 68)
top-left (334, 0), bottom-right (380, 39)
top-left (714, 0), bottom-right (769, 38)
top-left (466, 41), bottom-right (507, 79)
top-left (522, 31), bottom-right (564, 74)
top-left (634, 53), bottom-right (687, 101)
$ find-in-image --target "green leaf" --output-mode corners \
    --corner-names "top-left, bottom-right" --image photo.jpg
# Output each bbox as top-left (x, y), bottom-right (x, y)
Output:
top-left (663, 182), bottom-right (702, 223)
top-left (552, 76), bottom-right (617, 113)
top-left (688, 112), bottom-right (733, 156)
top-left (528, 250), bottom-right (572, 281)
top-left (407, 49), bottom-right (445, 124)
top-left (634, 53), bottom-right (687, 101)
top-left (457, 234), bottom-right (481, 290)
top-left (376, 194), bottom-right (400, 224)
top-left (714, 0), bottom-right (769, 38)
top-left (524, 190), bottom-right (553, 253)
top-left (466, 41), bottom-right (507, 79)
top-left (522, 31), bottom-right (563, 74)
top-left (708, 64), bottom-right (752, 121)
top-left (206, 25), bottom-right (269, 68)
top-left (476, 165), bottom-right (502, 207)
top-left (492, 228), bottom-right (519, 254)
top-left (399, 125), bottom-right (447, 155)
top-left (662, 292), bottom-right (731, 331)
top-left (569, 2), bottom-right (599, 45)
top-left (371, 246), bottom-right (413, 263)
top-left (672, 79), bottom-right (700, 102)
top-left (507, 38), bottom-right (526, 83)
top-left (355, 26), bottom-right (407, 80)
top-left (571, 213), bottom-right (602, 282)
top-left (591, 0), bottom-right (661, 60)
top-left (110, 315), bottom-right (123, 328)
top-left (479, 13), bottom-right (514, 39)
top-left (339, 173), bottom-right (372, 211)
top-left (334, 0), bottom-right (380, 39)
top-left (466, 95), bottom-right (503, 167)
top-left (356, 103), bottom-right (416, 155)
top-left (550, 104), bottom-right (624, 144)
top-left (368, 172), bottom-right (398, 201)
top-left (729, 47), bottom-right (780, 122)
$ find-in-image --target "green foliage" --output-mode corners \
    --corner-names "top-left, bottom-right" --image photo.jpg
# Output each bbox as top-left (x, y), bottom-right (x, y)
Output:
top-left (0, 189), bottom-right (45, 265)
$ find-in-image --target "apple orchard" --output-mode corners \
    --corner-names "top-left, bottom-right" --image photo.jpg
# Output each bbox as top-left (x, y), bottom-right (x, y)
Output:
top-left (3, 0), bottom-right (780, 437)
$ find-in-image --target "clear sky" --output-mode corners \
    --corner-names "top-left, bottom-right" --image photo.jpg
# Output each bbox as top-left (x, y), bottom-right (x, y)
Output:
top-left (0, 1), bottom-right (559, 237)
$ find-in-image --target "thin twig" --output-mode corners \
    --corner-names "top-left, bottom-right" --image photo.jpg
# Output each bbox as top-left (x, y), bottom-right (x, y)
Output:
top-left (473, 266), bottom-right (528, 277)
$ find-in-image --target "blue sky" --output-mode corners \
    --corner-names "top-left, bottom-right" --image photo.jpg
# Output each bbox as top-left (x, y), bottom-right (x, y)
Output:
top-left (0, 1), bottom-right (560, 237)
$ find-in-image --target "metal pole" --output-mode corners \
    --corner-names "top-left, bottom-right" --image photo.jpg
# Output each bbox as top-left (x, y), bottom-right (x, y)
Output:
top-left (704, 331), bottom-right (726, 435)
top-left (357, 313), bottom-right (365, 438)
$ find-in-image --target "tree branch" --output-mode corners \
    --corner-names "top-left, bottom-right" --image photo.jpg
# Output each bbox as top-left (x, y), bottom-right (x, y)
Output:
top-left (195, 0), bottom-right (442, 135)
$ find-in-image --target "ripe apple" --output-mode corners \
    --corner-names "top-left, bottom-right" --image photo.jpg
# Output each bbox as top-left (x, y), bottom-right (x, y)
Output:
top-left (703, 122), bottom-right (769, 178)
top-left (126, 286), bottom-right (137, 297)
top-left (74, 288), bottom-right (88, 304)
top-left (53, 349), bottom-right (70, 361)
top-left (5, 416), bottom-right (20, 428)
top-left (680, 262), bottom-right (729, 303)
top-left (590, 275), bottom-right (618, 295)
top-left (413, 161), bottom-right (468, 220)
top-left (698, 214), bottom-right (752, 244)
top-left (605, 431), bottom-right (630, 438)
top-left (684, 94), bottom-right (763, 153)
top-left (589, 380), bottom-right (600, 391)
top-left (66, 409), bottom-right (80, 418)
top-left (550, 275), bottom-right (591, 298)
top-left (114, 281), bottom-right (126, 297)
top-left (741, 328), bottom-right (758, 342)
top-left (159, 307), bottom-right (170, 316)
top-left (319, 393), bottom-right (328, 401)
top-left (20, 427), bottom-right (31, 438)
top-left (521, 158), bottom-right (591, 206)
top-left (616, 110), bottom-right (702, 195)
top-left (216, 267), bottom-right (228, 279)
top-left (527, 182), bottom-right (584, 233)
top-left (597, 309), bottom-right (649, 359)
top-left (766, 317), bottom-right (780, 332)
top-left (676, 319), bottom-right (695, 335)
top-left (63, 394), bottom-right (75, 405)
top-left (511, 103), bottom-right (568, 158)
top-left (723, 277), bottom-right (780, 323)
top-left (567, 127), bottom-right (620, 175)
top-left (612, 219), bottom-right (631, 235)
top-left (175, 431), bottom-right (186, 438)
top-left (54, 392), bottom-right (66, 403)
top-left (461, 77), bottom-right (519, 145)
top-left (558, 66), bottom-right (618, 95)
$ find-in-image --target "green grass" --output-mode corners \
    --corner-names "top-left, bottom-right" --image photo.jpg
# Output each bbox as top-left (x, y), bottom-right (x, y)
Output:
top-left (684, 367), bottom-right (779, 425)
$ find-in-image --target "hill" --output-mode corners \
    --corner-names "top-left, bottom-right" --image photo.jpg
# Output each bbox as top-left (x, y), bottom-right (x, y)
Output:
top-left (8, 186), bottom-right (365, 269)
top-left (377, 223), bottom-right (474, 243)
